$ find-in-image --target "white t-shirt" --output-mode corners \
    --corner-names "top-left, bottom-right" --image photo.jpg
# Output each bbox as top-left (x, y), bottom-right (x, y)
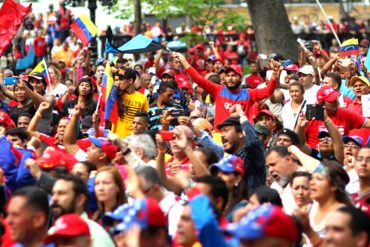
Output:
top-left (304, 84), bottom-right (320, 105)
top-left (160, 192), bottom-right (184, 238)
top-left (281, 100), bottom-right (307, 130)
top-left (46, 83), bottom-right (68, 98)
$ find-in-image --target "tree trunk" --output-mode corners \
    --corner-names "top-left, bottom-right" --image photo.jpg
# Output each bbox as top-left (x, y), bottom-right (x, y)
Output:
top-left (134, 0), bottom-right (142, 35)
top-left (246, 0), bottom-right (299, 62)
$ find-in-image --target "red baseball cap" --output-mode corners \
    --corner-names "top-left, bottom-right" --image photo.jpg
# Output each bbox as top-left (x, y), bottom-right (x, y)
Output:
top-left (254, 109), bottom-right (276, 122)
top-left (89, 137), bottom-right (118, 161)
top-left (316, 85), bottom-right (341, 103)
top-left (37, 147), bottom-right (78, 171)
top-left (285, 64), bottom-right (299, 72)
top-left (225, 64), bottom-right (243, 77)
top-left (194, 43), bottom-right (206, 50)
top-left (0, 111), bottom-right (15, 128)
top-left (161, 69), bottom-right (175, 79)
top-left (45, 214), bottom-right (90, 244)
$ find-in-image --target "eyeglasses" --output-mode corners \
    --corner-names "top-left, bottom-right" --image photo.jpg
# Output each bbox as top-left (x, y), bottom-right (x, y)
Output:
top-left (142, 185), bottom-right (154, 194)
top-left (319, 137), bottom-right (332, 142)
top-left (344, 144), bottom-right (360, 149)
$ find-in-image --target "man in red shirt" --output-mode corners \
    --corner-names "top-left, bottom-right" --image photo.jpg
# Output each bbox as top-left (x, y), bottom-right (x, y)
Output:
top-left (244, 61), bottom-right (263, 88)
top-left (174, 52), bottom-right (280, 130)
top-left (304, 85), bottom-right (370, 148)
top-left (187, 43), bottom-right (208, 75)
top-left (33, 31), bottom-right (47, 63)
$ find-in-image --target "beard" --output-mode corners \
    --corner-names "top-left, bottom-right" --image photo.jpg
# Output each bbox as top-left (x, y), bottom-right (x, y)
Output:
top-left (272, 172), bottom-right (290, 188)
top-left (51, 200), bottom-right (76, 219)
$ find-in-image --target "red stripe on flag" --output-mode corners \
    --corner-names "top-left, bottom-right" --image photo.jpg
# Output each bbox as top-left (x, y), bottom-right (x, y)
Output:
top-left (71, 22), bottom-right (90, 46)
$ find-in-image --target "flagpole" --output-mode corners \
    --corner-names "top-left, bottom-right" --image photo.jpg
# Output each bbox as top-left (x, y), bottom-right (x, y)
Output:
top-left (95, 92), bottom-right (102, 112)
top-left (43, 58), bottom-right (52, 92)
top-left (315, 0), bottom-right (341, 46)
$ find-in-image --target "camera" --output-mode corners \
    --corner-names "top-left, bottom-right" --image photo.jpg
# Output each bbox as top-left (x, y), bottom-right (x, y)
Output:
top-left (306, 104), bottom-right (325, 121)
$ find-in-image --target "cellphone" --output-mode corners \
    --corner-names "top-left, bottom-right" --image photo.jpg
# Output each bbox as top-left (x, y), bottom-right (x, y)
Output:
top-left (282, 59), bottom-right (292, 67)
top-left (304, 41), bottom-right (313, 51)
top-left (3, 77), bottom-right (16, 85)
top-left (171, 108), bottom-right (184, 118)
top-left (159, 130), bottom-right (174, 141)
top-left (306, 104), bottom-right (325, 121)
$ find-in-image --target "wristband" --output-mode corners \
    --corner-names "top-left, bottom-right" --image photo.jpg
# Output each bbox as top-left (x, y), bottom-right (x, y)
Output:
top-left (157, 148), bottom-right (166, 154)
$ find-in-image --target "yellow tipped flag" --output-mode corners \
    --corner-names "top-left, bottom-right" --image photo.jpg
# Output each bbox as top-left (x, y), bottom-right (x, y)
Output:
top-left (70, 14), bottom-right (98, 46)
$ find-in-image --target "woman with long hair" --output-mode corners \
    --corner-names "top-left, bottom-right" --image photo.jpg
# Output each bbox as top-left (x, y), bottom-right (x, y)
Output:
top-left (210, 154), bottom-right (248, 222)
top-left (281, 82), bottom-right (306, 130)
top-left (46, 64), bottom-right (67, 98)
top-left (308, 160), bottom-right (351, 237)
top-left (93, 166), bottom-right (127, 225)
top-left (61, 77), bottom-right (96, 118)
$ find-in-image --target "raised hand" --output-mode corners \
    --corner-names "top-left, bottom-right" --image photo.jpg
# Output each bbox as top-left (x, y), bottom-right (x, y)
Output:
top-left (229, 104), bottom-right (244, 118)
top-left (38, 101), bottom-right (51, 113)
top-left (270, 59), bottom-right (282, 72)
top-left (71, 104), bottom-right (82, 116)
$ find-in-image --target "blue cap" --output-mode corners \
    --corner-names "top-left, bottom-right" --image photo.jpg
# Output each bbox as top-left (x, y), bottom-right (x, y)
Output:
top-left (210, 154), bottom-right (244, 176)
top-left (342, 135), bottom-right (363, 147)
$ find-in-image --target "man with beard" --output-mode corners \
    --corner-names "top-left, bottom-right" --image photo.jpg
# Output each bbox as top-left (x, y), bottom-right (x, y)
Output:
top-left (51, 174), bottom-right (115, 247)
top-left (174, 52), bottom-right (280, 130)
top-left (265, 145), bottom-right (303, 215)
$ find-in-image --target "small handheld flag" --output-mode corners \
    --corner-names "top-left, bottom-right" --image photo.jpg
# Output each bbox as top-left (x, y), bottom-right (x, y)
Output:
top-left (70, 14), bottom-right (98, 46)
top-left (31, 58), bottom-right (50, 85)
top-left (339, 38), bottom-right (359, 57)
top-left (101, 63), bottom-right (118, 125)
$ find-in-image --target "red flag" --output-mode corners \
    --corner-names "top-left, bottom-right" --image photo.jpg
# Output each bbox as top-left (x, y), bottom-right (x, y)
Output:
top-left (0, 0), bottom-right (31, 56)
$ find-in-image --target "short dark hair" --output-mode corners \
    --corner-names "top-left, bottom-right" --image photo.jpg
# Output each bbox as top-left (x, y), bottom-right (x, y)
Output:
top-left (6, 127), bottom-right (29, 141)
top-left (325, 72), bottom-right (342, 89)
top-left (290, 171), bottom-right (311, 185)
top-left (158, 81), bottom-right (175, 94)
top-left (135, 112), bottom-right (149, 123)
top-left (250, 186), bottom-right (283, 206)
top-left (56, 174), bottom-right (89, 201)
top-left (116, 58), bottom-right (128, 65)
top-left (265, 145), bottom-right (290, 158)
top-left (289, 82), bottom-right (305, 94)
top-left (17, 112), bottom-right (32, 120)
top-left (194, 176), bottom-right (228, 211)
top-left (12, 186), bottom-right (49, 226)
top-left (77, 161), bottom-right (96, 174)
top-left (336, 206), bottom-right (370, 241)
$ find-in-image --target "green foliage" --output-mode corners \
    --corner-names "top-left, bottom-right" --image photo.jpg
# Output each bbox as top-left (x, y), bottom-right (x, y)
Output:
top-left (180, 33), bottom-right (207, 47)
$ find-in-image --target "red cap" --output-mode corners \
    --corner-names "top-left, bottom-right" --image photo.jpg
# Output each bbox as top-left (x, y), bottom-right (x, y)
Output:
top-left (254, 109), bottom-right (276, 122)
top-left (0, 111), bottom-right (15, 128)
top-left (316, 85), bottom-right (341, 103)
top-left (45, 214), bottom-right (90, 243)
top-left (313, 49), bottom-right (329, 57)
top-left (285, 64), bottom-right (299, 72)
top-left (161, 69), bottom-right (175, 79)
top-left (225, 64), bottom-right (243, 77)
top-left (37, 147), bottom-right (78, 171)
top-left (89, 137), bottom-right (118, 161)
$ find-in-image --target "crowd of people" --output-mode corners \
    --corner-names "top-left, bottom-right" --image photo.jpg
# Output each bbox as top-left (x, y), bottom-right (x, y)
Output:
top-left (0, 1), bottom-right (369, 247)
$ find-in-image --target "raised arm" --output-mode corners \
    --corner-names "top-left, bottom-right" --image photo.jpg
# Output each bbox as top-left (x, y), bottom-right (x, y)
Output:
top-left (174, 52), bottom-right (219, 95)
top-left (324, 112), bottom-right (344, 163)
top-left (209, 41), bottom-right (221, 59)
top-left (27, 101), bottom-right (51, 139)
top-left (288, 145), bottom-right (320, 173)
top-left (248, 60), bottom-right (281, 102)
top-left (17, 79), bottom-right (45, 108)
top-left (63, 105), bottom-right (82, 155)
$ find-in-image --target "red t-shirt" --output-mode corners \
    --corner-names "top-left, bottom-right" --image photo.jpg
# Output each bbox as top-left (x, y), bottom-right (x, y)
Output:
top-left (34, 37), bottom-right (47, 57)
top-left (245, 74), bottom-right (264, 89)
top-left (186, 66), bottom-right (277, 130)
top-left (165, 156), bottom-right (190, 177)
top-left (347, 98), bottom-right (363, 115)
top-left (188, 55), bottom-right (208, 74)
top-left (305, 107), bottom-right (366, 148)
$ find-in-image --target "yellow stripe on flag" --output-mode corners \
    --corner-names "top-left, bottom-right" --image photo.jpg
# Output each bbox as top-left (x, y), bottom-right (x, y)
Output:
top-left (341, 38), bottom-right (358, 47)
top-left (79, 14), bottom-right (98, 37)
top-left (31, 59), bottom-right (46, 74)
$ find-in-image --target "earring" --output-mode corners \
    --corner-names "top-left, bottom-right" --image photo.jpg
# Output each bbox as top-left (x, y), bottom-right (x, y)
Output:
top-left (234, 183), bottom-right (239, 187)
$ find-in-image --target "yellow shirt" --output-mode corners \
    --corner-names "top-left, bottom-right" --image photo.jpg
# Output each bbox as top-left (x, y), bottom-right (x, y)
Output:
top-left (113, 91), bottom-right (149, 137)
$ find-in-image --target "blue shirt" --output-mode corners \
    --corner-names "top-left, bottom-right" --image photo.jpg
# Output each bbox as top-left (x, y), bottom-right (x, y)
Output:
top-left (340, 80), bottom-right (355, 99)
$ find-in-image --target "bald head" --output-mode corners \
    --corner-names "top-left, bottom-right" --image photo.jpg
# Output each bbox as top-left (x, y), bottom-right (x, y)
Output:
top-left (174, 125), bottom-right (194, 139)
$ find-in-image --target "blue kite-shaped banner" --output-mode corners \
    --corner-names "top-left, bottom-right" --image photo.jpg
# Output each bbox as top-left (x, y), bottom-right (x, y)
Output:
top-left (116, 34), bottom-right (164, 54)
top-left (105, 30), bottom-right (165, 54)
top-left (16, 44), bottom-right (35, 70)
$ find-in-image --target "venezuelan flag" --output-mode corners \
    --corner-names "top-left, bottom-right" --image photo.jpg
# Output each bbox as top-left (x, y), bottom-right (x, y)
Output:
top-left (70, 14), bottom-right (98, 46)
top-left (31, 58), bottom-right (50, 85)
top-left (101, 63), bottom-right (118, 125)
top-left (340, 38), bottom-right (359, 57)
